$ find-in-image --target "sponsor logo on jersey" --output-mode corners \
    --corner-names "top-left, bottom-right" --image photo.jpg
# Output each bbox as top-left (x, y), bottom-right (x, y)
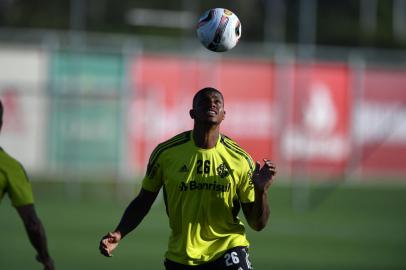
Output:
top-left (179, 180), bottom-right (231, 192)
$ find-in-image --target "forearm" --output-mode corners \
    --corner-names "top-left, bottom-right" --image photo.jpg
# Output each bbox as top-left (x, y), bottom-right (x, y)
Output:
top-left (114, 195), bottom-right (152, 238)
top-left (25, 220), bottom-right (51, 260)
top-left (247, 189), bottom-right (271, 231)
top-left (244, 159), bottom-right (276, 231)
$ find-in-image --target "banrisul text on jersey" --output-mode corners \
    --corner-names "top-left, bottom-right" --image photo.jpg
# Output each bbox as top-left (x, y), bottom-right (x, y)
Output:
top-left (178, 180), bottom-right (231, 192)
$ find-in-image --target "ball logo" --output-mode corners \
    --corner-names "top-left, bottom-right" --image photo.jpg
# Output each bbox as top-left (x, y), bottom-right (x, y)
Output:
top-left (224, 9), bottom-right (233, 16)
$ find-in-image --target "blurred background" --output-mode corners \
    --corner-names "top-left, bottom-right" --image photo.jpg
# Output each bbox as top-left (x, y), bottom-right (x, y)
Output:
top-left (0, 0), bottom-right (405, 270)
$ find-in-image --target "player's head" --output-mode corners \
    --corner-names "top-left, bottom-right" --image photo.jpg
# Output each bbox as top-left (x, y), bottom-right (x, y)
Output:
top-left (190, 87), bottom-right (226, 125)
top-left (0, 99), bottom-right (3, 131)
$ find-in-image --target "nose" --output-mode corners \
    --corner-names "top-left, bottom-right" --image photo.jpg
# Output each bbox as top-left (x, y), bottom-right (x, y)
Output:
top-left (209, 98), bottom-right (217, 108)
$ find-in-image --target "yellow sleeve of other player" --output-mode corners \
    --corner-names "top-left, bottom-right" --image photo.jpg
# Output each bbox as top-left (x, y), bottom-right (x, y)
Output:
top-left (1, 158), bottom-right (34, 207)
top-left (9, 162), bottom-right (34, 207)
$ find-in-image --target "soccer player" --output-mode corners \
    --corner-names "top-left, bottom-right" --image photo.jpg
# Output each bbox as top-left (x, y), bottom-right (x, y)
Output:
top-left (0, 99), bottom-right (54, 270)
top-left (99, 87), bottom-right (276, 270)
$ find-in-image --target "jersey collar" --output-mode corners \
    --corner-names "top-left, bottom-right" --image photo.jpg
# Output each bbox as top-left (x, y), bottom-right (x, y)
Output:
top-left (190, 130), bottom-right (221, 150)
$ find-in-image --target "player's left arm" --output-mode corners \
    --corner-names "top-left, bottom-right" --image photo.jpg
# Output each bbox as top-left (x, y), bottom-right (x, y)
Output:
top-left (241, 159), bottom-right (276, 231)
top-left (7, 161), bottom-right (54, 269)
top-left (17, 204), bottom-right (54, 270)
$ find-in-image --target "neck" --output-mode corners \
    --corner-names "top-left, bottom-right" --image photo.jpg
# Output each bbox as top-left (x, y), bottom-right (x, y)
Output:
top-left (193, 124), bottom-right (220, 149)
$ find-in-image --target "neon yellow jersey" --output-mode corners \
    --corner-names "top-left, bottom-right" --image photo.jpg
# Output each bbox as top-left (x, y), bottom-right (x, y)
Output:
top-left (142, 130), bottom-right (255, 265)
top-left (0, 147), bottom-right (34, 207)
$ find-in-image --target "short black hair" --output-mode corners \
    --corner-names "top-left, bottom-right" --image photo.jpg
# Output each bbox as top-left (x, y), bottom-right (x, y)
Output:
top-left (0, 99), bottom-right (3, 130)
top-left (192, 87), bottom-right (224, 108)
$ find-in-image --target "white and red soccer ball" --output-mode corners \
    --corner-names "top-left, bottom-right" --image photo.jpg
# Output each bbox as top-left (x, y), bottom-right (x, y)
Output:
top-left (197, 8), bottom-right (242, 52)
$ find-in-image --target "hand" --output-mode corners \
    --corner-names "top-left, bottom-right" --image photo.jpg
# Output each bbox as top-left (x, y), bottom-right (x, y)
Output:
top-left (99, 231), bottom-right (122, 257)
top-left (36, 255), bottom-right (55, 270)
top-left (252, 159), bottom-right (276, 192)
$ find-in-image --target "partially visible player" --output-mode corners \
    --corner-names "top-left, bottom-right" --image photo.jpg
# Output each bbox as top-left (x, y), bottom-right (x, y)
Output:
top-left (99, 87), bottom-right (276, 269)
top-left (0, 99), bottom-right (54, 270)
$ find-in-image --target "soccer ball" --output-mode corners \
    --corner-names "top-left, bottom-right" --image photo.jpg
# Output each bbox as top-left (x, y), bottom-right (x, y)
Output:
top-left (196, 8), bottom-right (241, 52)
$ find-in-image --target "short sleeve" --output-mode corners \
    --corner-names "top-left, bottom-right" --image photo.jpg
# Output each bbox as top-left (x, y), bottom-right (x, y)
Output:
top-left (8, 162), bottom-right (34, 207)
top-left (237, 157), bottom-right (255, 203)
top-left (141, 159), bottom-right (163, 193)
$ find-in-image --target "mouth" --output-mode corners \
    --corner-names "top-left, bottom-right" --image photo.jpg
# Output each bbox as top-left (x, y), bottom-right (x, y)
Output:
top-left (206, 109), bottom-right (217, 116)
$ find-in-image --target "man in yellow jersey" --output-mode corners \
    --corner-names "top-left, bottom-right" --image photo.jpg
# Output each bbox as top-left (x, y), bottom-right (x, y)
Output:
top-left (0, 100), bottom-right (54, 270)
top-left (99, 87), bottom-right (276, 269)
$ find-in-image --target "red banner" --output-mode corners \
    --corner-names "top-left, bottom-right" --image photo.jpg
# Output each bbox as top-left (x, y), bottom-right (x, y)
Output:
top-left (359, 68), bottom-right (406, 174)
top-left (127, 54), bottom-right (406, 178)
top-left (281, 62), bottom-right (351, 174)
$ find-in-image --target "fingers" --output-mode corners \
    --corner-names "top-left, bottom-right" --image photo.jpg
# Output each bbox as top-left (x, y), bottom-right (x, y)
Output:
top-left (99, 238), bottom-right (112, 257)
top-left (99, 232), bottom-right (118, 257)
top-left (254, 161), bottom-right (261, 174)
top-left (107, 232), bottom-right (118, 241)
top-left (261, 159), bottom-right (277, 176)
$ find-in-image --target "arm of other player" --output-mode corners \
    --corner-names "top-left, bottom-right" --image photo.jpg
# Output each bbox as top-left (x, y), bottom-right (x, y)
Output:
top-left (17, 204), bottom-right (55, 270)
top-left (241, 159), bottom-right (276, 231)
top-left (99, 188), bottom-right (160, 257)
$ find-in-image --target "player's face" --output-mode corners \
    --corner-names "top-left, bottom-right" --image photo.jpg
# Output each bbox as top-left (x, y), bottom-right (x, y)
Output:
top-left (191, 91), bottom-right (225, 125)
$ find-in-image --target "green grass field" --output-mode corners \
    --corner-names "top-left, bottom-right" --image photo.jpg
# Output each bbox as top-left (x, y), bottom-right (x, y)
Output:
top-left (1, 181), bottom-right (406, 270)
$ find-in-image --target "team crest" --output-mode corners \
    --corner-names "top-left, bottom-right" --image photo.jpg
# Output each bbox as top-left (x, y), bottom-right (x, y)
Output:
top-left (216, 163), bottom-right (230, 178)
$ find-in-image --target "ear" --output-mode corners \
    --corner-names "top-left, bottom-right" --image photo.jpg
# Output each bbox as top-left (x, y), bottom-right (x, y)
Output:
top-left (222, 110), bottom-right (226, 120)
top-left (189, 109), bottom-right (195, 119)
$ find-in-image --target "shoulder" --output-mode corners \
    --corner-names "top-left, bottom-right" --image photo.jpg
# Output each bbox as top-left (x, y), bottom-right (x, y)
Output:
top-left (151, 131), bottom-right (191, 155)
top-left (0, 148), bottom-right (30, 186)
top-left (148, 131), bottom-right (191, 162)
top-left (146, 131), bottom-right (191, 176)
top-left (219, 134), bottom-right (255, 171)
top-left (0, 147), bottom-right (22, 171)
top-left (157, 131), bottom-right (191, 148)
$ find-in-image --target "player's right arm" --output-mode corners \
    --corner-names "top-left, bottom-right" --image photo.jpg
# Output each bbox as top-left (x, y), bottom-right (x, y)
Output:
top-left (99, 188), bottom-right (160, 257)
top-left (100, 141), bottom-right (165, 257)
